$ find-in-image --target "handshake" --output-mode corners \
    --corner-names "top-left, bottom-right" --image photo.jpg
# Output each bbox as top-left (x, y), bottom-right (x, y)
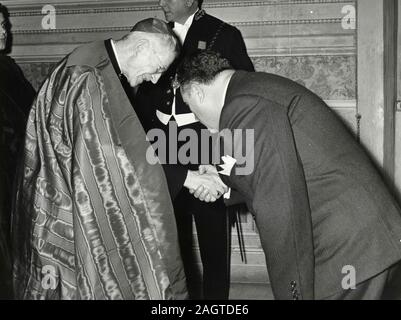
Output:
top-left (184, 165), bottom-right (229, 203)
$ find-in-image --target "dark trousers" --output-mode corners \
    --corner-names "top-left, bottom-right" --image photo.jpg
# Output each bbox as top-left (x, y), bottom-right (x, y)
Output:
top-left (174, 189), bottom-right (230, 300)
top-left (0, 230), bottom-right (12, 299)
top-left (325, 260), bottom-right (401, 300)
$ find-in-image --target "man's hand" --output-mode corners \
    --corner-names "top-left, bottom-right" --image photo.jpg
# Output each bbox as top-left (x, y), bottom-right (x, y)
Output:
top-left (198, 164), bottom-right (219, 175)
top-left (194, 165), bottom-right (229, 202)
top-left (184, 167), bottom-right (228, 203)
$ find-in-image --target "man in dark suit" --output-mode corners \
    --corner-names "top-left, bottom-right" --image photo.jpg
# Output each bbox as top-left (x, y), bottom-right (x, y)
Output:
top-left (134, 0), bottom-right (254, 299)
top-left (176, 50), bottom-right (401, 300)
top-left (0, 3), bottom-right (36, 299)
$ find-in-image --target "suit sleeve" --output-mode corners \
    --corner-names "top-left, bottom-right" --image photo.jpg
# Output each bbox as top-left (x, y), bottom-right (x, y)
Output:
top-left (162, 164), bottom-right (188, 200)
top-left (223, 96), bottom-right (315, 300)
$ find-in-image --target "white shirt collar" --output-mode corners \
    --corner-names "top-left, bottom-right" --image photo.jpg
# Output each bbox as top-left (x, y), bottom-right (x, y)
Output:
top-left (173, 11), bottom-right (196, 44)
top-left (110, 40), bottom-right (122, 72)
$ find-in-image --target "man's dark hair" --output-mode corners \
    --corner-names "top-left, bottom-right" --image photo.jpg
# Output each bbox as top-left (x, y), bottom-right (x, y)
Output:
top-left (0, 3), bottom-right (8, 17)
top-left (0, 3), bottom-right (10, 28)
top-left (176, 50), bottom-right (231, 90)
top-left (0, 3), bottom-right (12, 53)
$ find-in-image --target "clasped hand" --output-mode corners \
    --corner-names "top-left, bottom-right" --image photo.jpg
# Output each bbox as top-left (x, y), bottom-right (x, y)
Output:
top-left (184, 165), bottom-right (228, 203)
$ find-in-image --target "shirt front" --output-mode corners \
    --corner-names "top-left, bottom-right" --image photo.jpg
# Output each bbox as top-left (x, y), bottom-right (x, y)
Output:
top-left (110, 40), bottom-right (122, 73)
top-left (158, 11), bottom-right (199, 127)
top-left (173, 11), bottom-right (196, 45)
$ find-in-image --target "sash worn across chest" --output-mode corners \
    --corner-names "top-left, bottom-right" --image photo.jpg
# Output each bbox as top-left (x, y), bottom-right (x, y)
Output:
top-left (156, 12), bottom-right (225, 127)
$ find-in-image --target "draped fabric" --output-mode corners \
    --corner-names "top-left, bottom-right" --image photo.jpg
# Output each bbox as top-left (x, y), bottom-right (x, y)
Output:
top-left (11, 53), bottom-right (187, 300)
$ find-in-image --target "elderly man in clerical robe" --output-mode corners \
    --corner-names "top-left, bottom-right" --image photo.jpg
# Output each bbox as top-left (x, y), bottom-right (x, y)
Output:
top-left (11, 18), bottom-right (188, 300)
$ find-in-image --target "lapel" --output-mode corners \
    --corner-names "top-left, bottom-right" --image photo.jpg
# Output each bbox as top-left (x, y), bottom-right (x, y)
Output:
top-left (163, 11), bottom-right (207, 117)
top-left (182, 11), bottom-right (206, 55)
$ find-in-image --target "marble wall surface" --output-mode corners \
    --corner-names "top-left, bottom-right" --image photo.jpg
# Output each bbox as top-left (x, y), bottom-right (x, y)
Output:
top-left (252, 55), bottom-right (356, 100)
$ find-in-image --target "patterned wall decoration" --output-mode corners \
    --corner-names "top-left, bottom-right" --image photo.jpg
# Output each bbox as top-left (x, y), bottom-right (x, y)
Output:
top-left (19, 62), bottom-right (57, 91)
top-left (18, 55), bottom-right (356, 102)
top-left (252, 55), bottom-right (356, 100)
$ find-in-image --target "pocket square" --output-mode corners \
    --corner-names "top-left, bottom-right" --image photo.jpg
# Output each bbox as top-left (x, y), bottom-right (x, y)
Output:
top-left (218, 155), bottom-right (237, 176)
top-left (198, 41), bottom-right (207, 50)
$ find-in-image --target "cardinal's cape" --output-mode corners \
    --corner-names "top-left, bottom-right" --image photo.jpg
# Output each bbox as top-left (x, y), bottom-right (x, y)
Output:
top-left (11, 41), bottom-right (187, 300)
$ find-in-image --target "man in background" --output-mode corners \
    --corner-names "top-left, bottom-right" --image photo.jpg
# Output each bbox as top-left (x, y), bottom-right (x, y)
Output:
top-left (0, 3), bottom-right (36, 299)
top-left (177, 50), bottom-right (401, 300)
top-left (134, 0), bottom-right (254, 299)
top-left (12, 18), bottom-right (188, 300)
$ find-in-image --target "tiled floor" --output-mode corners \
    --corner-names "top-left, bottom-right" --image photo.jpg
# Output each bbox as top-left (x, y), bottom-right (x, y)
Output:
top-left (190, 281), bottom-right (273, 300)
top-left (229, 283), bottom-right (274, 300)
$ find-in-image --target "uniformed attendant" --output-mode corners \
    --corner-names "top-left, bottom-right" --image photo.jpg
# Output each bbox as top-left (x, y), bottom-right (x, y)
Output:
top-left (134, 0), bottom-right (254, 299)
top-left (0, 3), bottom-right (36, 299)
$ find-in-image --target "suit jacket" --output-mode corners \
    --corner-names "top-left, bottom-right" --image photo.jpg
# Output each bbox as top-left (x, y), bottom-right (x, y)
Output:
top-left (135, 11), bottom-right (254, 198)
top-left (11, 41), bottom-right (187, 300)
top-left (219, 71), bottom-right (401, 300)
top-left (0, 55), bottom-right (36, 299)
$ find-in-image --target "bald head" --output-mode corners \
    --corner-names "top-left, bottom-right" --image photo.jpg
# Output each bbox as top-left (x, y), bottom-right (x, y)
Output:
top-left (131, 17), bottom-right (173, 35)
top-left (115, 18), bottom-right (179, 87)
top-left (129, 18), bottom-right (180, 57)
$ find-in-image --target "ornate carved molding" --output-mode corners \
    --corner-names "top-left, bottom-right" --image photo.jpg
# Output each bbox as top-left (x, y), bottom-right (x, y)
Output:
top-left (12, 18), bottom-right (344, 35)
top-left (250, 47), bottom-right (356, 57)
top-left (13, 27), bottom-right (130, 35)
top-left (325, 99), bottom-right (357, 109)
top-left (6, 0), bottom-right (356, 17)
top-left (233, 18), bottom-right (343, 27)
